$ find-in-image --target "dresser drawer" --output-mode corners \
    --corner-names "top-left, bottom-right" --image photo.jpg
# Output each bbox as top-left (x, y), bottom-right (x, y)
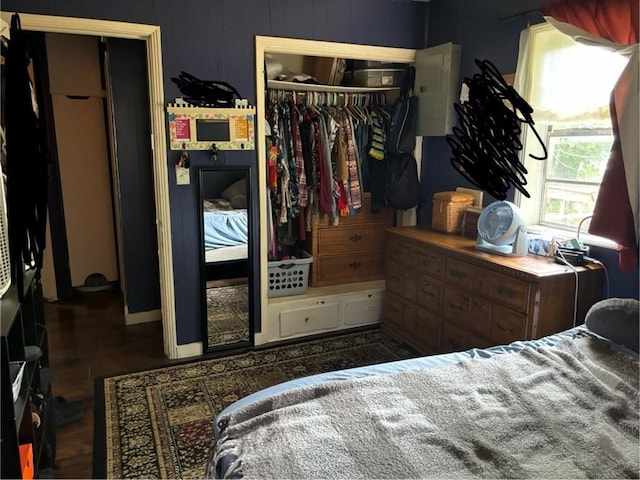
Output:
top-left (469, 296), bottom-right (492, 337)
top-left (441, 322), bottom-right (491, 353)
top-left (317, 225), bottom-right (383, 255)
top-left (317, 196), bottom-right (394, 227)
top-left (384, 292), bottom-right (440, 352)
top-left (413, 305), bottom-right (441, 350)
top-left (442, 287), bottom-right (470, 329)
top-left (384, 292), bottom-right (417, 332)
top-left (489, 304), bottom-right (527, 344)
top-left (279, 302), bottom-right (339, 337)
top-left (440, 322), bottom-right (474, 353)
top-left (442, 287), bottom-right (490, 337)
top-left (487, 273), bottom-right (530, 313)
top-left (384, 292), bottom-right (405, 330)
top-left (386, 261), bottom-right (404, 297)
top-left (390, 267), bottom-right (419, 304)
top-left (386, 240), bottom-right (413, 266)
top-left (412, 246), bottom-right (444, 278)
top-left (415, 273), bottom-right (442, 314)
top-left (445, 258), bottom-right (530, 313)
top-left (314, 251), bottom-right (385, 285)
top-left (444, 258), bottom-right (491, 296)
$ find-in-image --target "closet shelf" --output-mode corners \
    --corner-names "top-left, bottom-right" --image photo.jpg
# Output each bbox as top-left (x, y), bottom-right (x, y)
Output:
top-left (268, 80), bottom-right (400, 93)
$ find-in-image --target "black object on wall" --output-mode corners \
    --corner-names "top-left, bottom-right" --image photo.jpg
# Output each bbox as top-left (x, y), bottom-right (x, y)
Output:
top-left (26, 31), bottom-right (74, 299)
top-left (105, 38), bottom-right (160, 313)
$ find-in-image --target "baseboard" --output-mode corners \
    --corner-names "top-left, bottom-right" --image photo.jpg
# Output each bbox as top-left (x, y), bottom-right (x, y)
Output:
top-left (175, 342), bottom-right (203, 359)
top-left (125, 308), bottom-right (161, 325)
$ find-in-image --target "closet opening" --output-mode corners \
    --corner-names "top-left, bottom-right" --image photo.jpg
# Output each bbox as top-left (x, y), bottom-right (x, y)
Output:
top-left (254, 36), bottom-right (419, 347)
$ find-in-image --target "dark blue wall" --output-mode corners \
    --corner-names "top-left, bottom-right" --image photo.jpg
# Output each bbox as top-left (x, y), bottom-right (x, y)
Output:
top-left (421, 0), bottom-right (544, 223)
top-left (2, 0), bottom-right (428, 345)
top-left (423, 0), bottom-right (638, 300)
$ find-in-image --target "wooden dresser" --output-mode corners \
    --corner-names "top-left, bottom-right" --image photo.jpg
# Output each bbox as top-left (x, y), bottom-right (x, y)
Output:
top-left (383, 227), bottom-right (604, 355)
top-left (304, 194), bottom-right (394, 287)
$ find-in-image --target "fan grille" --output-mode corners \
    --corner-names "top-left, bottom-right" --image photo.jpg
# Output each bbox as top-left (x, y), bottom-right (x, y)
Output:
top-left (477, 201), bottom-right (517, 245)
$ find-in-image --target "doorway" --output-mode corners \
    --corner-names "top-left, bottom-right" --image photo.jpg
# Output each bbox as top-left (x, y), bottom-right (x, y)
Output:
top-left (33, 33), bottom-right (121, 301)
top-left (30, 32), bottom-right (162, 328)
top-left (2, 12), bottom-right (180, 359)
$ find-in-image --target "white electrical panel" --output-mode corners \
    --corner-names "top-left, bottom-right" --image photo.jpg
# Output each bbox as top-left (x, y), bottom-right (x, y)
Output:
top-left (415, 42), bottom-right (462, 136)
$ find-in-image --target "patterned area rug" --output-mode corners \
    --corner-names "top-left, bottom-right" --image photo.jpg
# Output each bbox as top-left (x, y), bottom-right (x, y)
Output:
top-left (97, 329), bottom-right (418, 479)
top-left (206, 284), bottom-right (249, 347)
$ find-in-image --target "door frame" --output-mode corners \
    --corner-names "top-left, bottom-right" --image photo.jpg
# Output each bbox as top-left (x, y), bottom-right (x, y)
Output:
top-left (2, 12), bottom-right (179, 359)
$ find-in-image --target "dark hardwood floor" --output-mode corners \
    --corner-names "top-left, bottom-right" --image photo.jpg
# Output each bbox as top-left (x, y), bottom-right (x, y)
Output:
top-left (44, 290), bottom-right (170, 479)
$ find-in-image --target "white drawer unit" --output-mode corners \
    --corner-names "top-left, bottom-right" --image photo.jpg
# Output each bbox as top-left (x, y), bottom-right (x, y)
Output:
top-left (258, 281), bottom-right (387, 346)
top-left (279, 301), bottom-right (340, 337)
top-left (344, 290), bottom-right (384, 326)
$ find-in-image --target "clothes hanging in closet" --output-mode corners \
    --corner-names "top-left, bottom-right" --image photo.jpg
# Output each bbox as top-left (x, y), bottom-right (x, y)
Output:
top-left (4, 14), bottom-right (49, 297)
top-left (266, 93), bottom-right (390, 261)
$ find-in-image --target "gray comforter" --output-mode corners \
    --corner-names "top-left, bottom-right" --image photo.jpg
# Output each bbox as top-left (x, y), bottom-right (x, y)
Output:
top-left (213, 336), bottom-right (639, 479)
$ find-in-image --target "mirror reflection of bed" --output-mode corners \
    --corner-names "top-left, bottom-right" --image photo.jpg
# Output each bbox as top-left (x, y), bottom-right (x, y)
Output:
top-left (197, 166), bottom-right (253, 352)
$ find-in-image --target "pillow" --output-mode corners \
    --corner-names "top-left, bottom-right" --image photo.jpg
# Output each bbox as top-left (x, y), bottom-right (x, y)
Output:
top-left (229, 195), bottom-right (247, 209)
top-left (585, 298), bottom-right (639, 352)
top-left (221, 178), bottom-right (246, 201)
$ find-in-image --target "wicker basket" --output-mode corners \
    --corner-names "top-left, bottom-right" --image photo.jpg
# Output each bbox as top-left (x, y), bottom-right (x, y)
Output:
top-left (432, 191), bottom-right (475, 234)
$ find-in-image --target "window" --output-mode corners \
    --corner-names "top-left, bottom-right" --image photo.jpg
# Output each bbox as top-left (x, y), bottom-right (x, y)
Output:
top-left (540, 126), bottom-right (613, 229)
top-left (515, 23), bottom-right (627, 238)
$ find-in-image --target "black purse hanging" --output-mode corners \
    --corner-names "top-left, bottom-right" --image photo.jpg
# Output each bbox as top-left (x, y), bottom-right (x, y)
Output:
top-left (385, 66), bottom-right (418, 155)
top-left (385, 152), bottom-right (419, 210)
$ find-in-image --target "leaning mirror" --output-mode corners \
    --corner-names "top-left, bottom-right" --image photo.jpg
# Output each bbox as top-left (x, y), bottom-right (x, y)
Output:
top-left (197, 166), bottom-right (253, 352)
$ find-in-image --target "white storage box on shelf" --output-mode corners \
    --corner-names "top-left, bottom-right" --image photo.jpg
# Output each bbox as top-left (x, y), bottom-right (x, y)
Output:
top-left (267, 251), bottom-right (313, 298)
top-left (343, 68), bottom-right (406, 87)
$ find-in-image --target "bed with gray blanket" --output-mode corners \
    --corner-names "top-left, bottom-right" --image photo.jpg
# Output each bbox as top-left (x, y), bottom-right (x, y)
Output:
top-left (209, 299), bottom-right (639, 479)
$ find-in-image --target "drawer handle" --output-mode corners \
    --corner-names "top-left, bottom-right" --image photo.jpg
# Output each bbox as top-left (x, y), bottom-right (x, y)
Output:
top-left (450, 269), bottom-right (464, 279)
top-left (448, 301), bottom-right (464, 312)
top-left (349, 260), bottom-right (361, 269)
top-left (304, 317), bottom-right (310, 323)
top-left (497, 286), bottom-right (514, 298)
top-left (496, 322), bottom-right (514, 334)
top-left (350, 234), bottom-right (363, 242)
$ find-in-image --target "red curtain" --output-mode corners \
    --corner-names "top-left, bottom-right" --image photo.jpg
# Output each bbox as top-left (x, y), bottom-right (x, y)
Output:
top-left (541, 0), bottom-right (638, 44)
top-left (541, 0), bottom-right (639, 273)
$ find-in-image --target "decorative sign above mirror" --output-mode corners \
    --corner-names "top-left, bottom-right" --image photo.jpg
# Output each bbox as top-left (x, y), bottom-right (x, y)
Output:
top-left (166, 102), bottom-right (255, 151)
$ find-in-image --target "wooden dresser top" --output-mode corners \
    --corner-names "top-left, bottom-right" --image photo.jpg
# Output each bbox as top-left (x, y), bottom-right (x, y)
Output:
top-left (386, 227), bottom-right (601, 279)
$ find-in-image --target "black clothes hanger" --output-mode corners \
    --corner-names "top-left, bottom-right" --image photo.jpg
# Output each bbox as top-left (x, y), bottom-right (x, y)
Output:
top-left (171, 71), bottom-right (242, 108)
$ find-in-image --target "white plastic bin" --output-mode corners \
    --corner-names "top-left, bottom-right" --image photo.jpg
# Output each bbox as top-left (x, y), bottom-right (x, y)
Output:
top-left (267, 251), bottom-right (313, 298)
